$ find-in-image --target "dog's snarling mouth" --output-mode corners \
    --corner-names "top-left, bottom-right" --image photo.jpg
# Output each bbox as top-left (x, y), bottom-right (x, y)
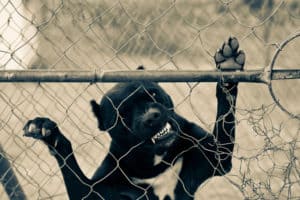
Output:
top-left (151, 122), bottom-right (174, 144)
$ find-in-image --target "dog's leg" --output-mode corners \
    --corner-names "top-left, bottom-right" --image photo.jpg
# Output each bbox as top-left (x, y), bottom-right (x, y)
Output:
top-left (23, 118), bottom-right (94, 200)
top-left (172, 37), bottom-right (245, 199)
top-left (213, 37), bottom-right (245, 174)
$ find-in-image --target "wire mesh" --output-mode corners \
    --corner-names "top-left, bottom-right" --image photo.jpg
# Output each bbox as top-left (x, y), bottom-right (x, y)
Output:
top-left (0, 0), bottom-right (300, 199)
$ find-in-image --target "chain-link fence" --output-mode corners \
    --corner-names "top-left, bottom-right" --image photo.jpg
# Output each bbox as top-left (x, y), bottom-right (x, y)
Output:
top-left (0, 0), bottom-right (300, 199)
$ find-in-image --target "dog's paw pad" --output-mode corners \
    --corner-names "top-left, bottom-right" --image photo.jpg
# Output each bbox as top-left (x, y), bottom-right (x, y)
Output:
top-left (235, 50), bottom-right (245, 65)
top-left (214, 37), bottom-right (245, 71)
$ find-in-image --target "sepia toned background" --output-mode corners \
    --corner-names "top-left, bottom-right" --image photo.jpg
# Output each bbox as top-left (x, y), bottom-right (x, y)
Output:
top-left (0, 0), bottom-right (300, 199)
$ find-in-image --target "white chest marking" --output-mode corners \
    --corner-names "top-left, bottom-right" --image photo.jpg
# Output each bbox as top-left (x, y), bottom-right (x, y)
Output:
top-left (154, 155), bottom-right (164, 165)
top-left (133, 158), bottom-right (183, 200)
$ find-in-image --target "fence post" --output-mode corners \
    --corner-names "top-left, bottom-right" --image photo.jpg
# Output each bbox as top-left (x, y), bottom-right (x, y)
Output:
top-left (0, 145), bottom-right (27, 200)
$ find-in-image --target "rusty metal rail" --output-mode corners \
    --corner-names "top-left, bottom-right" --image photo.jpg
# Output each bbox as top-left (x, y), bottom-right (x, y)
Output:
top-left (0, 69), bottom-right (299, 83)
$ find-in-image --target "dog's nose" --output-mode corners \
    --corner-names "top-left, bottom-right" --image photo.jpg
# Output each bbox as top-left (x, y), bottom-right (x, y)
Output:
top-left (143, 108), bottom-right (161, 126)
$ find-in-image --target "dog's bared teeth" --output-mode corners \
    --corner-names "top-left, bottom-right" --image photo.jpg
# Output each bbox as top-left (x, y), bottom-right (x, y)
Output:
top-left (151, 122), bottom-right (173, 143)
top-left (166, 123), bottom-right (171, 131)
top-left (151, 138), bottom-right (156, 144)
top-left (166, 125), bottom-right (171, 133)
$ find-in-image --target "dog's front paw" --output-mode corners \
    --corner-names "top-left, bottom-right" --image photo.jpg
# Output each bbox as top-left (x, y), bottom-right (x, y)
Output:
top-left (214, 37), bottom-right (245, 71)
top-left (24, 118), bottom-right (71, 157)
top-left (24, 117), bottom-right (57, 139)
top-left (23, 117), bottom-right (64, 149)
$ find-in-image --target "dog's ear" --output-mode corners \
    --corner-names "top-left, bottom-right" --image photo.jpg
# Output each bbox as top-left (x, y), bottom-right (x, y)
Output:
top-left (90, 100), bottom-right (105, 130)
top-left (137, 65), bottom-right (145, 70)
top-left (91, 100), bottom-right (101, 117)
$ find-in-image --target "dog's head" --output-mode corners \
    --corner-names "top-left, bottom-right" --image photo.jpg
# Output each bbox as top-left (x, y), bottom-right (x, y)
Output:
top-left (91, 79), bottom-right (179, 155)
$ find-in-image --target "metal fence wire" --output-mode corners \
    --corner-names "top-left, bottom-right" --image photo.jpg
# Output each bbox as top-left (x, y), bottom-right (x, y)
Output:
top-left (0, 0), bottom-right (300, 199)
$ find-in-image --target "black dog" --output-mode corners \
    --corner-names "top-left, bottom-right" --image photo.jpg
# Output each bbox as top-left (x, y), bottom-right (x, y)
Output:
top-left (23, 37), bottom-right (245, 200)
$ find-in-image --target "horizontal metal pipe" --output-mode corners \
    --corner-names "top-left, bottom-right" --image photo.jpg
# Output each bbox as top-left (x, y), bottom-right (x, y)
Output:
top-left (0, 69), bottom-right (299, 83)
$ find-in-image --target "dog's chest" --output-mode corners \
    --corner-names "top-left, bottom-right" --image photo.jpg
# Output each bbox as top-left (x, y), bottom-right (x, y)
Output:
top-left (133, 156), bottom-right (183, 200)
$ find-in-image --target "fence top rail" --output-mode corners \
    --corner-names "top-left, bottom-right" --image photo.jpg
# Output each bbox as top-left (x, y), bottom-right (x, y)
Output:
top-left (0, 69), bottom-right (299, 83)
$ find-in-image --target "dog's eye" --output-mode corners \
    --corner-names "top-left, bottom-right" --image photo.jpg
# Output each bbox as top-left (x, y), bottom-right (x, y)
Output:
top-left (152, 92), bottom-right (156, 97)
